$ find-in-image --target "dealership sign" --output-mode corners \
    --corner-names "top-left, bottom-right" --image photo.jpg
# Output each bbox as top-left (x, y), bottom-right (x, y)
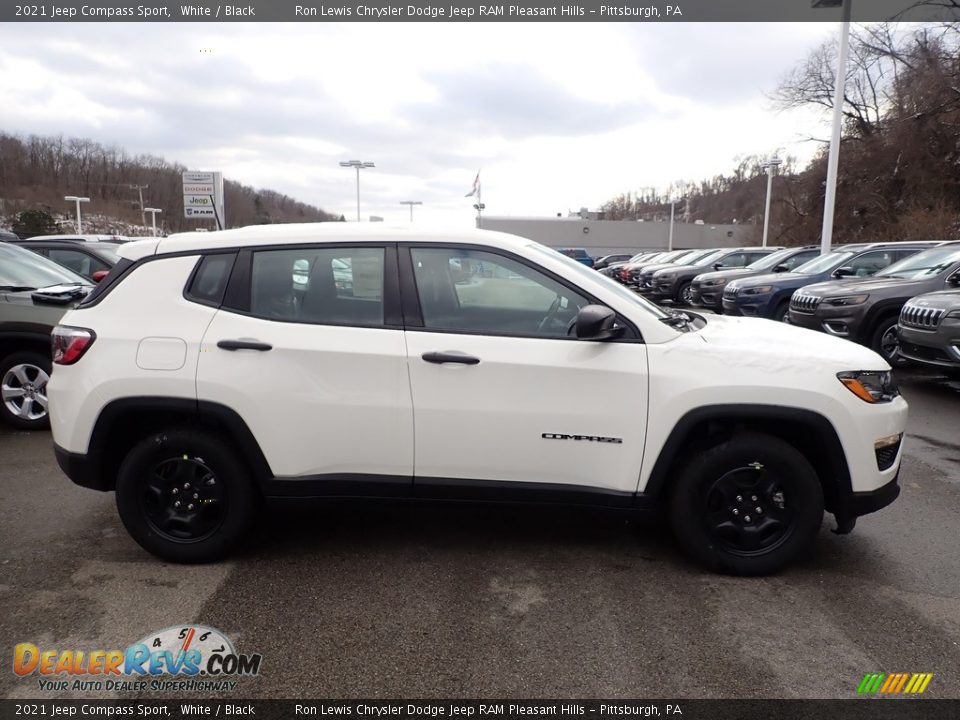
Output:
top-left (182, 171), bottom-right (224, 229)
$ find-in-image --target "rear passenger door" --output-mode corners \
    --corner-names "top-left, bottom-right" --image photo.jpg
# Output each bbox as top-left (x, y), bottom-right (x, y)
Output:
top-left (195, 244), bottom-right (414, 489)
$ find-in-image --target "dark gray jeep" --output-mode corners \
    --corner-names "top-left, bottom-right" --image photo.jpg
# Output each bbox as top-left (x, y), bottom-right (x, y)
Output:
top-left (898, 289), bottom-right (960, 376)
top-left (787, 243), bottom-right (960, 364)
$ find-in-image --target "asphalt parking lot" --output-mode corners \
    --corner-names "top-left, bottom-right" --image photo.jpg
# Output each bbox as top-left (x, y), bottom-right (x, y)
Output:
top-left (1, 367), bottom-right (958, 700)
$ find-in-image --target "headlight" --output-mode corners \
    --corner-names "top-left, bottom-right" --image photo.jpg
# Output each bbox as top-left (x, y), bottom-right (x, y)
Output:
top-left (837, 371), bottom-right (900, 403)
top-left (825, 294), bottom-right (869, 306)
top-left (946, 309), bottom-right (960, 319)
top-left (740, 285), bottom-right (773, 296)
top-left (658, 273), bottom-right (676, 280)
top-left (702, 278), bottom-right (727, 287)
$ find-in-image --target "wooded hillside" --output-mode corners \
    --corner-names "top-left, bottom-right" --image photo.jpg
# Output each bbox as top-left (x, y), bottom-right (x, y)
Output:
top-left (0, 133), bottom-right (340, 236)
top-left (602, 23), bottom-right (960, 247)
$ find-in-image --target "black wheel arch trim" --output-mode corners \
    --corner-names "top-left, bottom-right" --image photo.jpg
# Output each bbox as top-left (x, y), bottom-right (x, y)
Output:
top-left (643, 404), bottom-right (854, 513)
top-left (58, 397), bottom-right (273, 492)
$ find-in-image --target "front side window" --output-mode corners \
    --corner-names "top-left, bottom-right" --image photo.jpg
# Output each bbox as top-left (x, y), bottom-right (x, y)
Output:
top-left (250, 247), bottom-right (384, 326)
top-left (876, 247), bottom-right (960, 280)
top-left (411, 247), bottom-right (590, 338)
top-left (848, 250), bottom-right (895, 277)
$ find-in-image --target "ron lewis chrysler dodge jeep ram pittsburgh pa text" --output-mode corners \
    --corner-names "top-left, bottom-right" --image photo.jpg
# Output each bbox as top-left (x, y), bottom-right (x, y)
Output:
top-left (49, 225), bottom-right (907, 575)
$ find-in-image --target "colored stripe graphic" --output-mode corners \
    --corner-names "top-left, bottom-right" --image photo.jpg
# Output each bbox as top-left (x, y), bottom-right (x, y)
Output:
top-left (858, 672), bottom-right (933, 695)
top-left (858, 673), bottom-right (885, 694)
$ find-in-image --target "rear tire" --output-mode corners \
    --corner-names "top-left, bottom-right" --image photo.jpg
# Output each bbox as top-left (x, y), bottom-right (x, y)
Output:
top-left (670, 432), bottom-right (824, 576)
top-left (115, 429), bottom-right (257, 563)
top-left (0, 351), bottom-right (52, 431)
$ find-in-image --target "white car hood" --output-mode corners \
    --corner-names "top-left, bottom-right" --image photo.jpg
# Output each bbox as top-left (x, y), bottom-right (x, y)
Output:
top-left (693, 313), bottom-right (889, 371)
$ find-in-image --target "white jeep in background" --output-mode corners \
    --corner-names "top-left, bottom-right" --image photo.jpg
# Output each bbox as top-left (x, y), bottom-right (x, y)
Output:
top-left (48, 225), bottom-right (907, 575)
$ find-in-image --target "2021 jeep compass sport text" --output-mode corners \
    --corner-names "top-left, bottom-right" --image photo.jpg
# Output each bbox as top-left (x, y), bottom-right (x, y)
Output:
top-left (49, 225), bottom-right (908, 575)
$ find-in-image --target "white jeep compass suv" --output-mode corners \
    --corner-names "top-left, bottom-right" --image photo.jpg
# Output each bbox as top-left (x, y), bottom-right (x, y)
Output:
top-left (49, 225), bottom-right (908, 575)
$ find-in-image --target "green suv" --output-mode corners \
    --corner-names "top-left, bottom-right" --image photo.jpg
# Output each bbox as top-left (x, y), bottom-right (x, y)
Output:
top-left (0, 243), bottom-right (92, 430)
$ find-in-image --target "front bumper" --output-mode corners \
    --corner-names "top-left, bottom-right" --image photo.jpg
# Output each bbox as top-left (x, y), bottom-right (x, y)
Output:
top-left (721, 295), bottom-right (772, 317)
top-left (691, 285), bottom-right (724, 310)
top-left (788, 306), bottom-right (868, 340)
top-left (898, 323), bottom-right (960, 369)
top-left (847, 472), bottom-right (900, 518)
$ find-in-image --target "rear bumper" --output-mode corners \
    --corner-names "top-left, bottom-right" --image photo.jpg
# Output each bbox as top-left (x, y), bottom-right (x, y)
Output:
top-left (54, 444), bottom-right (110, 491)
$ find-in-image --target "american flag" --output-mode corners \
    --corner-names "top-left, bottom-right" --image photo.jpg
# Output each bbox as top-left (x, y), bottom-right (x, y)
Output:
top-left (465, 172), bottom-right (480, 197)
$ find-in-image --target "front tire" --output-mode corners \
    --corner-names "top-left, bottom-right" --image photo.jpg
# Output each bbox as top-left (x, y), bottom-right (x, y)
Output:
top-left (0, 351), bottom-right (52, 430)
top-left (773, 299), bottom-right (790, 323)
top-left (670, 432), bottom-right (824, 576)
top-left (871, 316), bottom-right (909, 367)
top-left (115, 429), bottom-right (257, 563)
top-left (677, 281), bottom-right (694, 306)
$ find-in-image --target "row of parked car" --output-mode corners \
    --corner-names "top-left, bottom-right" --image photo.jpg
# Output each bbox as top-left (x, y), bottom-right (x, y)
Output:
top-left (0, 235), bottom-right (126, 430)
top-left (597, 241), bottom-right (960, 375)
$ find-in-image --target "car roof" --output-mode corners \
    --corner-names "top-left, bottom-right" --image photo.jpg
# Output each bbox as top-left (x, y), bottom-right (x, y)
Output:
top-left (119, 224), bottom-right (542, 261)
top-left (24, 234), bottom-right (131, 243)
top-left (15, 238), bottom-right (121, 249)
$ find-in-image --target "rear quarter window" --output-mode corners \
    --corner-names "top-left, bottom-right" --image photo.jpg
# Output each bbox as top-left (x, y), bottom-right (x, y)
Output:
top-left (185, 253), bottom-right (237, 306)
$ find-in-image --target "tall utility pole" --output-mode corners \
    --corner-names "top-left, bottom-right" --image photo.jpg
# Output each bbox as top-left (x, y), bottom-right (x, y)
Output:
top-left (339, 160), bottom-right (375, 221)
top-left (400, 200), bottom-right (422, 222)
top-left (816, 0), bottom-right (852, 255)
top-left (128, 184), bottom-right (149, 226)
top-left (760, 156), bottom-right (782, 247)
top-left (144, 208), bottom-right (162, 237)
top-left (64, 195), bottom-right (90, 233)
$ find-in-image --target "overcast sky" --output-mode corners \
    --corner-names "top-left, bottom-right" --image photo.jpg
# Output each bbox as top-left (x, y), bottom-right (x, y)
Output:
top-left (0, 22), bottom-right (839, 226)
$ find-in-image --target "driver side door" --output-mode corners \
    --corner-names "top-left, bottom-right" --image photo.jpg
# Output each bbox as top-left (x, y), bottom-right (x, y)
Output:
top-left (401, 244), bottom-right (650, 500)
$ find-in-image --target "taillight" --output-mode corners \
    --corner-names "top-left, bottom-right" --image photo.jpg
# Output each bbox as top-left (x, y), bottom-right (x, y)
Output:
top-left (52, 326), bottom-right (96, 365)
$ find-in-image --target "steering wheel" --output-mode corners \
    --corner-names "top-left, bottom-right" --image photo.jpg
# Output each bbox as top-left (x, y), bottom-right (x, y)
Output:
top-left (536, 295), bottom-right (563, 334)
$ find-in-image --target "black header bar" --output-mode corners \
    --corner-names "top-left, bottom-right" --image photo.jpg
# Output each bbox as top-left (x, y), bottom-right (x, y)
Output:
top-left (3, 0), bottom-right (960, 23)
top-left (2, 700), bottom-right (960, 720)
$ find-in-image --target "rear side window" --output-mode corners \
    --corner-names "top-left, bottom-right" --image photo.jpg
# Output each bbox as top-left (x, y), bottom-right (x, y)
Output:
top-left (77, 258), bottom-right (134, 307)
top-left (249, 247), bottom-right (385, 327)
top-left (186, 253), bottom-right (237, 306)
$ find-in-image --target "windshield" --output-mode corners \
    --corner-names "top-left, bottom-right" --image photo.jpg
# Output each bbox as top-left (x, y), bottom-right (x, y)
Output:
top-left (528, 243), bottom-right (671, 319)
top-left (0, 243), bottom-right (89, 288)
top-left (747, 247), bottom-right (799, 271)
top-left (876, 246), bottom-right (960, 279)
top-left (793, 251), bottom-right (853, 275)
top-left (652, 249), bottom-right (689, 264)
top-left (692, 249), bottom-right (729, 267)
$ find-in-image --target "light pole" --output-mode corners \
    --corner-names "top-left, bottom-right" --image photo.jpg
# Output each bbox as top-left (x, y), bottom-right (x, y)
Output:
top-left (339, 160), bottom-right (375, 222)
top-left (814, 0), bottom-right (852, 254)
top-left (64, 196), bottom-right (90, 233)
top-left (144, 208), bottom-right (162, 237)
top-left (667, 196), bottom-right (685, 250)
top-left (760, 155), bottom-right (782, 247)
top-left (400, 200), bottom-right (422, 222)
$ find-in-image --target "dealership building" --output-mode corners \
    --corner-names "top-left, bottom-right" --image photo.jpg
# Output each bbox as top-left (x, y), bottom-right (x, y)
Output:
top-left (478, 215), bottom-right (758, 256)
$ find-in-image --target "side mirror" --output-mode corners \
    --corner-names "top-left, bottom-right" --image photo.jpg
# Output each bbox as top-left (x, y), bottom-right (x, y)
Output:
top-left (91, 270), bottom-right (109, 283)
top-left (834, 266), bottom-right (855, 278)
top-left (948, 272), bottom-right (960, 286)
top-left (773, 264), bottom-right (789, 273)
top-left (713, 263), bottom-right (724, 271)
top-left (575, 305), bottom-right (623, 341)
